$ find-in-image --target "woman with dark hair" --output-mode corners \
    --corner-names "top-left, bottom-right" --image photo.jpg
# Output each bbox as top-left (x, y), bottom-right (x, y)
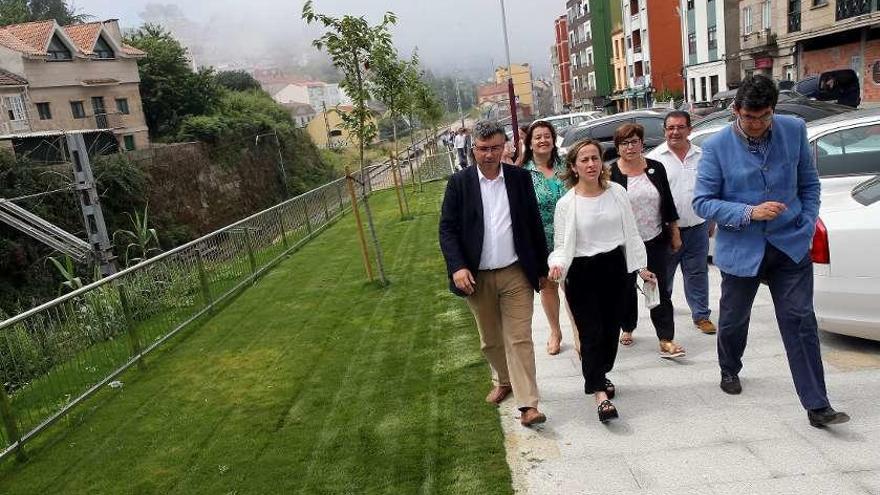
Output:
top-left (548, 139), bottom-right (654, 422)
top-left (610, 123), bottom-right (685, 359)
top-left (522, 120), bottom-right (569, 355)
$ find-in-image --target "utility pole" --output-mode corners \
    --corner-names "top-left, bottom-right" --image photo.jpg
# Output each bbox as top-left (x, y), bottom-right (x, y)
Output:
top-left (455, 77), bottom-right (465, 129)
top-left (499, 0), bottom-right (519, 152)
top-left (67, 133), bottom-right (116, 276)
top-left (322, 101), bottom-right (333, 149)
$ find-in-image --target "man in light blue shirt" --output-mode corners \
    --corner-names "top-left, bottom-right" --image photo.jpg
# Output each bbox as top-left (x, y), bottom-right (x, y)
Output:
top-left (693, 75), bottom-right (848, 427)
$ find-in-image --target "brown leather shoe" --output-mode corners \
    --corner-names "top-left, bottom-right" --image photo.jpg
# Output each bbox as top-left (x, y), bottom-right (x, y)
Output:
top-left (695, 319), bottom-right (717, 334)
top-left (485, 385), bottom-right (512, 405)
top-left (520, 407), bottom-right (547, 427)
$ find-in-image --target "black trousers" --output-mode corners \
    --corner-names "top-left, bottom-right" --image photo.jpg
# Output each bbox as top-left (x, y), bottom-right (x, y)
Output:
top-left (622, 233), bottom-right (675, 341)
top-left (565, 247), bottom-right (628, 394)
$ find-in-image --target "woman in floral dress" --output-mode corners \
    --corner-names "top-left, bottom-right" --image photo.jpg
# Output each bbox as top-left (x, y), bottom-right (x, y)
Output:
top-left (522, 121), bottom-right (572, 355)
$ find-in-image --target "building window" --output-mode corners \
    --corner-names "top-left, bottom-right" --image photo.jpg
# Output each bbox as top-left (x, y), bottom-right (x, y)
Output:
top-left (687, 0), bottom-right (694, 9)
top-left (700, 77), bottom-right (707, 101)
top-left (762, 1), bottom-right (772, 30)
top-left (743, 6), bottom-right (753, 35)
top-left (708, 26), bottom-right (718, 51)
top-left (115, 98), bottom-right (130, 114)
top-left (70, 101), bottom-right (86, 119)
top-left (588, 72), bottom-right (596, 91)
top-left (47, 34), bottom-right (72, 61)
top-left (710, 75), bottom-right (719, 99)
top-left (4, 95), bottom-right (26, 121)
top-left (123, 135), bottom-right (135, 151)
top-left (36, 102), bottom-right (52, 120)
top-left (813, 0), bottom-right (827, 5)
top-left (93, 35), bottom-right (115, 59)
top-left (788, 0), bottom-right (801, 33)
top-left (688, 32), bottom-right (697, 55)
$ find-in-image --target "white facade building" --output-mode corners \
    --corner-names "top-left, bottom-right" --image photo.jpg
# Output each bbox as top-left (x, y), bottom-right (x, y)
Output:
top-left (680, 0), bottom-right (728, 103)
top-left (271, 82), bottom-right (352, 110)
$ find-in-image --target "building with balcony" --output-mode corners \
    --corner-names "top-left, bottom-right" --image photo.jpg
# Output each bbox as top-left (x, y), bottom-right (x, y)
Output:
top-left (567, 0), bottom-right (596, 109)
top-left (589, 0), bottom-right (620, 111)
top-left (0, 19), bottom-right (149, 155)
top-left (610, 0), bottom-right (630, 112)
top-left (553, 14), bottom-right (573, 111)
top-left (681, 0), bottom-right (741, 102)
top-left (775, 0), bottom-right (880, 103)
top-left (621, 0), bottom-right (685, 108)
top-left (495, 63), bottom-right (535, 117)
top-left (738, 0), bottom-right (795, 81)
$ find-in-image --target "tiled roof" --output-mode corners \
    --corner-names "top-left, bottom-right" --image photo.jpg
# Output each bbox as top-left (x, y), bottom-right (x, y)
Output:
top-left (0, 69), bottom-right (28, 86)
top-left (0, 19), bottom-right (144, 58)
top-left (3, 20), bottom-right (55, 53)
top-left (63, 22), bottom-right (101, 53)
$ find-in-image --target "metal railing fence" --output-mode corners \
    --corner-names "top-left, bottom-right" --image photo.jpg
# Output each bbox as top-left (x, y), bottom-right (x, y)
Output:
top-left (0, 143), bottom-right (455, 462)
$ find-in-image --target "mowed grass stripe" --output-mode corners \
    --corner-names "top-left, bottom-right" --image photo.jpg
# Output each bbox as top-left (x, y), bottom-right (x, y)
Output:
top-left (0, 181), bottom-right (513, 495)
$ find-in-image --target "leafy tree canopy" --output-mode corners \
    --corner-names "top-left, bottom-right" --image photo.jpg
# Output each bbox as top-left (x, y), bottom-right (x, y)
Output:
top-left (124, 24), bottom-right (220, 138)
top-left (0, 0), bottom-right (91, 26)
top-left (215, 70), bottom-right (263, 92)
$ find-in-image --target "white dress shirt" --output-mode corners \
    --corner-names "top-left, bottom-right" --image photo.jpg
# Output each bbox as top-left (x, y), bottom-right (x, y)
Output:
top-left (477, 166), bottom-right (518, 270)
top-left (453, 134), bottom-right (466, 149)
top-left (574, 191), bottom-right (625, 257)
top-left (646, 141), bottom-right (704, 228)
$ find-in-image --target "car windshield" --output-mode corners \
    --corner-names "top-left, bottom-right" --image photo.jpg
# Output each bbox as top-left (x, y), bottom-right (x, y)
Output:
top-left (815, 123), bottom-right (880, 177)
top-left (852, 175), bottom-right (880, 206)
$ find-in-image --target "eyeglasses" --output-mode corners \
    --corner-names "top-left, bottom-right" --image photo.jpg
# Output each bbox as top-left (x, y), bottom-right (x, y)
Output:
top-left (618, 139), bottom-right (642, 148)
top-left (664, 125), bottom-right (689, 131)
top-left (739, 112), bottom-right (773, 123)
top-left (473, 145), bottom-right (504, 154)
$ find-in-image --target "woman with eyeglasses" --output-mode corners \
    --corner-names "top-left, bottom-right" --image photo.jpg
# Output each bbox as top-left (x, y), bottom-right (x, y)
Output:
top-left (522, 120), bottom-right (572, 356)
top-left (610, 123), bottom-right (686, 359)
top-left (548, 139), bottom-right (654, 422)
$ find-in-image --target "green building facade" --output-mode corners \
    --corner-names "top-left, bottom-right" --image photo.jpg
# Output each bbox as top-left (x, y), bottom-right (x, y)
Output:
top-left (588, 0), bottom-right (620, 109)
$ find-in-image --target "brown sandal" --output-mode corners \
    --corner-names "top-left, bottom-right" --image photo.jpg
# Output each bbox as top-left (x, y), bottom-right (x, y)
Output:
top-left (619, 332), bottom-right (634, 346)
top-left (659, 340), bottom-right (686, 359)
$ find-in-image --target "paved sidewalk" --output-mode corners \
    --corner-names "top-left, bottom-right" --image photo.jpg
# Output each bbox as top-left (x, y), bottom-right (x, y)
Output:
top-left (499, 265), bottom-right (880, 495)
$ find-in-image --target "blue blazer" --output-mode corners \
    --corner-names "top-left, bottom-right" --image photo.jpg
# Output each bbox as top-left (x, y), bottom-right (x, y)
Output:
top-left (692, 115), bottom-right (821, 277)
top-left (438, 164), bottom-right (549, 297)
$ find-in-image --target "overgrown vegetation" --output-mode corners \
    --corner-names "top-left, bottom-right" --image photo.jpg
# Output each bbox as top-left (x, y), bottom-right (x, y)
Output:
top-left (0, 0), bottom-right (90, 26)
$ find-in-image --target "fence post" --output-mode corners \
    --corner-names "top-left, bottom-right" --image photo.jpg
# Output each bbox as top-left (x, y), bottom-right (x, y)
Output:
top-left (195, 249), bottom-right (214, 311)
top-left (303, 200), bottom-right (313, 235)
top-left (244, 229), bottom-right (257, 277)
top-left (0, 387), bottom-right (26, 462)
top-left (322, 189), bottom-right (330, 223)
top-left (346, 166), bottom-right (374, 282)
top-left (390, 156), bottom-right (406, 219)
top-left (117, 284), bottom-right (145, 370)
top-left (396, 163), bottom-right (411, 216)
top-left (336, 184), bottom-right (345, 216)
top-left (277, 210), bottom-right (289, 249)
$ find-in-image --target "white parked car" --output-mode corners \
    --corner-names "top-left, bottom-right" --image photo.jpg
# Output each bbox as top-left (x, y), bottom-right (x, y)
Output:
top-left (692, 108), bottom-right (880, 340)
top-left (812, 175), bottom-right (880, 341)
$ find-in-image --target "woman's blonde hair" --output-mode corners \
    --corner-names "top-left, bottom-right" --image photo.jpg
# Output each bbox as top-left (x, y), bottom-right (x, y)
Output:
top-left (561, 139), bottom-right (610, 189)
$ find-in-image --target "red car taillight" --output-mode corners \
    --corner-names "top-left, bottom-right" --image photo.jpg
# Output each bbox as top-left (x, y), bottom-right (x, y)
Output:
top-left (811, 217), bottom-right (830, 264)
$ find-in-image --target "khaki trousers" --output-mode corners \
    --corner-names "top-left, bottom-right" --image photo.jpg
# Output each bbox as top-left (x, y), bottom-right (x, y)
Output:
top-left (465, 263), bottom-right (540, 409)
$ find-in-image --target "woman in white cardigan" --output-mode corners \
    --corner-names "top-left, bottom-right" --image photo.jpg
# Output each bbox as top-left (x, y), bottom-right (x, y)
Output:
top-left (548, 139), bottom-right (656, 423)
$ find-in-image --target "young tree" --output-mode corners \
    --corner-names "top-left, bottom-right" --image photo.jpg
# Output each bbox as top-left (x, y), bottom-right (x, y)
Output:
top-left (369, 43), bottom-right (409, 160)
top-left (302, 1), bottom-right (396, 285)
top-left (125, 24), bottom-right (220, 137)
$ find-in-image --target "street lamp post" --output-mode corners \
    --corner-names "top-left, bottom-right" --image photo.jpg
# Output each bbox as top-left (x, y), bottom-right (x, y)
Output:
top-left (499, 0), bottom-right (519, 153)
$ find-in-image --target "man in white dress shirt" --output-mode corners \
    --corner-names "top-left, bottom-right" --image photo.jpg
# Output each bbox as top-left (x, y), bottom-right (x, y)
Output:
top-left (646, 110), bottom-right (717, 334)
top-left (439, 120), bottom-right (550, 427)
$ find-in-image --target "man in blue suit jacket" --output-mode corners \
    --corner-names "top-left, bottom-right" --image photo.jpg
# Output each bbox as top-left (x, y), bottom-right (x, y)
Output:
top-left (439, 120), bottom-right (549, 427)
top-left (693, 75), bottom-right (849, 427)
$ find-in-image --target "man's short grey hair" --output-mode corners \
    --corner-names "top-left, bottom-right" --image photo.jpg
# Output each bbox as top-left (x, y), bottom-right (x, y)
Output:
top-left (471, 120), bottom-right (506, 142)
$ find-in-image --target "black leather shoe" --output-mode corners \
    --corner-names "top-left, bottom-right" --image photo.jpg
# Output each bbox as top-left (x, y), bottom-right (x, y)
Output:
top-left (720, 375), bottom-right (742, 395)
top-left (808, 407), bottom-right (850, 428)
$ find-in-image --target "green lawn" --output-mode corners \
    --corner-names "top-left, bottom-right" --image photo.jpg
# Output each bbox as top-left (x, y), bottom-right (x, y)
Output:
top-left (0, 182), bottom-right (513, 495)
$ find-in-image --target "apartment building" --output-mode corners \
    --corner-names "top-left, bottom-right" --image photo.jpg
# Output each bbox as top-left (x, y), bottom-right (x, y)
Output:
top-left (553, 14), bottom-right (573, 111)
top-left (0, 19), bottom-right (149, 154)
top-left (567, 0), bottom-right (596, 109)
top-left (589, 0), bottom-right (619, 110)
top-left (267, 81), bottom-right (352, 111)
top-left (495, 63), bottom-right (535, 117)
top-left (778, 0), bottom-right (880, 103)
top-left (738, 0), bottom-right (793, 81)
top-left (621, 0), bottom-right (685, 107)
top-left (681, 0), bottom-right (740, 102)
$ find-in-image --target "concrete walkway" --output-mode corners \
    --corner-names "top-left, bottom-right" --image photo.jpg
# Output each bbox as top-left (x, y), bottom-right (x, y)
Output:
top-left (499, 265), bottom-right (880, 495)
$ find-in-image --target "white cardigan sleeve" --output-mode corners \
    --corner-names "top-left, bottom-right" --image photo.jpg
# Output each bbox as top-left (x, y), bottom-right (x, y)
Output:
top-left (547, 192), bottom-right (572, 272)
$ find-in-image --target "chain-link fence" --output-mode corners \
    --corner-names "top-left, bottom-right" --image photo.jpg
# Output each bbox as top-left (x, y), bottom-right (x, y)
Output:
top-left (0, 144), bottom-right (455, 462)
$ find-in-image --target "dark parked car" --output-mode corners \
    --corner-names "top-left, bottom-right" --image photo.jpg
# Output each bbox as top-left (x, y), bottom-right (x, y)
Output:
top-left (796, 69), bottom-right (861, 108)
top-left (692, 97), bottom-right (852, 131)
top-left (679, 100), bottom-right (717, 120)
top-left (559, 109), bottom-right (670, 161)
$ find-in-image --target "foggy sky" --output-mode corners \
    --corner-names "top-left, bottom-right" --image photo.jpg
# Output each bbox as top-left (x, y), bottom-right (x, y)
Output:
top-left (73, 0), bottom-right (561, 79)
